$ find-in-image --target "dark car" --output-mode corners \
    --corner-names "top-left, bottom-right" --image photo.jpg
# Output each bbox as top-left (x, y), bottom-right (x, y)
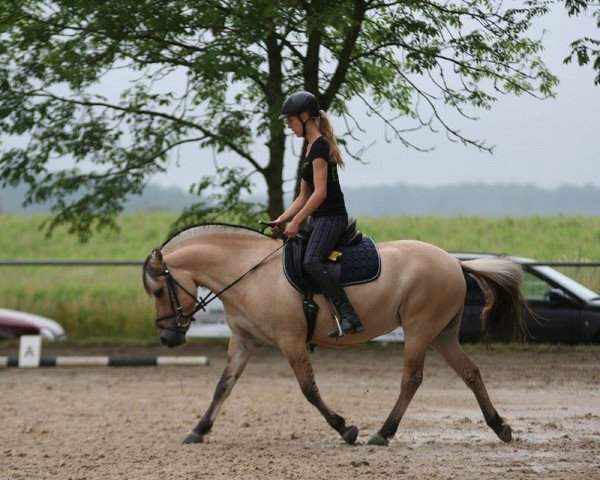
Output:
top-left (454, 253), bottom-right (600, 343)
top-left (0, 308), bottom-right (66, 341)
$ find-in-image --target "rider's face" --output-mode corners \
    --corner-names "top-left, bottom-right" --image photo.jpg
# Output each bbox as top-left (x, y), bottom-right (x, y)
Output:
top-left (286, 113), bottom-right (309, 137)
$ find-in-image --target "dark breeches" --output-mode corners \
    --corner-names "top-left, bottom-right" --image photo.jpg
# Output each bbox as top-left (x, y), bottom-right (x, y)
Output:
top-left (302, 215), bottom-right (347, 278)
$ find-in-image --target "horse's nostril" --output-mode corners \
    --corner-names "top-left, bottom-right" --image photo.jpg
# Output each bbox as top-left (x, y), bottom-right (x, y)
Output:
top-left (160, 336), bottom-right (168, 346)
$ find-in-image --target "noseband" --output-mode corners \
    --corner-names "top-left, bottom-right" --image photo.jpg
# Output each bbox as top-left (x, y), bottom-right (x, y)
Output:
top-left (153, 241), bottom-right (286, 333)
top-left (154, 267), bottom-right (207, 332)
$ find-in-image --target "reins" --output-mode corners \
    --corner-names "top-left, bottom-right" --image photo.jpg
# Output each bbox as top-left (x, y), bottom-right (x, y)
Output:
top-left (154, 237), bottom-right (286, 330)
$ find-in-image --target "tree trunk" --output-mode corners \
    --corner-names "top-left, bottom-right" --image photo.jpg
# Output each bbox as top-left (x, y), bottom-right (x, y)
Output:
top-left (293, 140), bottom-right (308, 198)
top-left (264, 134), bottom-right (285, 219)
top-left (263, 27), bottom-right (287, 219)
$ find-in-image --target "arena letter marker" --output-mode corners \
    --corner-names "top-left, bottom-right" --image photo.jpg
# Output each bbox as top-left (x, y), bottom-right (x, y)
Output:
top-left (18, 335), bottom-right (41, 368)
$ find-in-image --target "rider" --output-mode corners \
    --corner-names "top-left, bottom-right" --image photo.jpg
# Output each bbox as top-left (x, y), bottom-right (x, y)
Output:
top-left (270, 91), bottom-right (365, 338)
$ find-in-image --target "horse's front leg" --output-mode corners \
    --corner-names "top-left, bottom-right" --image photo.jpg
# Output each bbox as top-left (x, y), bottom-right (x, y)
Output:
top-left (183, 334), bottom-right (255, 444)
top-left (282, 343), bottom-right (358, 444)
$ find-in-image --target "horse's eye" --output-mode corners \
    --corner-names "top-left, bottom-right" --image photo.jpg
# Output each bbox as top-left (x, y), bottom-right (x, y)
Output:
top-left (154, 287), bottom-right (164, 298)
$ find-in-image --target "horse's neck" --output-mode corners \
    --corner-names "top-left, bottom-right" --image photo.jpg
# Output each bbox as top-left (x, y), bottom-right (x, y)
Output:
top-left (165, 233), bottom-right (277, 293)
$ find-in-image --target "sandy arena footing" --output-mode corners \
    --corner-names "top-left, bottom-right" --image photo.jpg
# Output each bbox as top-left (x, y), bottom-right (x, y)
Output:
top-left (0, 342), bottom-right (598, 480)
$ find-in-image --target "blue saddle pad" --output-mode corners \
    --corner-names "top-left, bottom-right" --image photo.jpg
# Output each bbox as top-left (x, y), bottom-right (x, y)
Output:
top-left (283, 236), bottom-right (381, 294)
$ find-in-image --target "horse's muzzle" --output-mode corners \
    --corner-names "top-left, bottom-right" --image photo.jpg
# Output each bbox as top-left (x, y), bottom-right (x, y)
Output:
top-left (160, 329), bottom-right (187, 348)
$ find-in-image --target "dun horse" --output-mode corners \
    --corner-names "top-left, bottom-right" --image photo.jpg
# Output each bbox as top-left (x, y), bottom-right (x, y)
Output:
top-left (143, 223), bottom-right (526, 446)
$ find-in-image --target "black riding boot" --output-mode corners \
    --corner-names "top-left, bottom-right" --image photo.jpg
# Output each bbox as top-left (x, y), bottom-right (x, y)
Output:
top-left (329, 299), bottom-right (365, 338)
top-left (305, 266), bottom-right (365, 338)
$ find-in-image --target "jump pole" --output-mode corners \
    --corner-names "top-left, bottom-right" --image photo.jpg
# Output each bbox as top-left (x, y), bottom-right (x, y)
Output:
top-left (1, 335), bottom-right (209, 368)
top-left (0, 355), bottom-right (210, 368)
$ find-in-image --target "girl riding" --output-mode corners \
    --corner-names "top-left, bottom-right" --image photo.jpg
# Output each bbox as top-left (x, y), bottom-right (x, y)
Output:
top-left (270, 91), bottom-right (364, 338)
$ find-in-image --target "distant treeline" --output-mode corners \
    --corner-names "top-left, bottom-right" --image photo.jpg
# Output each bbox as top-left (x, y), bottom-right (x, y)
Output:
top-left (344, 183), bottom-right (600, 217)
top-left (0, 183), bottom-right (196, 214)
top-left (2, 182), bottom-right (600, 216)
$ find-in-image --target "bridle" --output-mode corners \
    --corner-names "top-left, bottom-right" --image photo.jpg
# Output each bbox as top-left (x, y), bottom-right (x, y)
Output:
top-left (154, 267), bottom-right (205, 332)
top-left (153, 240), bottom-right (286, 333)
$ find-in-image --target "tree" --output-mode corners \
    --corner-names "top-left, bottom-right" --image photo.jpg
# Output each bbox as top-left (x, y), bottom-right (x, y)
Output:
top-left (0, 1), bottom-right (557, 240)
top-left (564, 0), bottom-right (600, 85)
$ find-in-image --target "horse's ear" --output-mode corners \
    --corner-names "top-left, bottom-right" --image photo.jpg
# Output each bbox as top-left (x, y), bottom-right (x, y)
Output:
top-left (148, 248), bottom-right (164, 273)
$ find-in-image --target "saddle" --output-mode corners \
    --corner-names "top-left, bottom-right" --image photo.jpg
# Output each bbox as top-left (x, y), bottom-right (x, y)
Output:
top-left (282, 218), bottom-right (381, 349)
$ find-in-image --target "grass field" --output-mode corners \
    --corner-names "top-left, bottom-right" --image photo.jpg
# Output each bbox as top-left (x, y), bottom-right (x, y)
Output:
top-left (0, 214), bottom-right (598, 340)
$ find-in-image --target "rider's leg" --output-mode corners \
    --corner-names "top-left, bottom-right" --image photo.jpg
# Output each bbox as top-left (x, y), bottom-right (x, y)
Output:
top-left (302, 215), bottom-right (364, 337)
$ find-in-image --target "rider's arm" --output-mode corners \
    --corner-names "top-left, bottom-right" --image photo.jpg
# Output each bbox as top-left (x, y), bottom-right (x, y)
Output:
top-left (276, 179), bottom-right (311, 223)
top-left (290, 158), bottom-right (327, 225)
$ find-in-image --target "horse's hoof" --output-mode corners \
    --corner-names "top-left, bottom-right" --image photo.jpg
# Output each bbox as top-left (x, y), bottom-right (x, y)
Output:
top-left (342, 425), bottom-right (358, 445)
top-left (182, 431), bottom-right (204, 444)
top-left (367, 433), bottom-right (389, 446)
top-left (497, 423), bottom-right (512, 443)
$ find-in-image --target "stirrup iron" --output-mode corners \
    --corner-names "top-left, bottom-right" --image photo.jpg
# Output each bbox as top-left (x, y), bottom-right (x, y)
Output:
top-left (326, 297), bottom-right (344, 339)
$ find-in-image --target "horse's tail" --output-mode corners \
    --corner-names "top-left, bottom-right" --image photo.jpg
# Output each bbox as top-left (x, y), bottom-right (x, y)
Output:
top-left (460, 258), bottom-right (528, 344)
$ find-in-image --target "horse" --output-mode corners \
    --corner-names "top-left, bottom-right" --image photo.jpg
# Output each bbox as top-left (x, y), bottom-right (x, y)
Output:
top-left (142, 223), bottom-right (526, 446)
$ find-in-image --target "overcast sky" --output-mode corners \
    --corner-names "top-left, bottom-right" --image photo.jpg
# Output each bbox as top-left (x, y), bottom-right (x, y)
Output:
top-left (6, 5), bottom-right (600, 195)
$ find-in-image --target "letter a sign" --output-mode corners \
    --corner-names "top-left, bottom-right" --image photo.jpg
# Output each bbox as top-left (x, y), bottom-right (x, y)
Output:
top-left (18, 335), bottom-right (41, 368)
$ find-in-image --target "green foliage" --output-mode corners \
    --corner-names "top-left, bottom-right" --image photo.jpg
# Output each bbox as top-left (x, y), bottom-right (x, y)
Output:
top-left (0, 213), bottom-right (598, 340)
top-left (0, 1), bottom-right (559, 240)
top-left (564, 0), bottom-right (600, 85)
top-left (169, 166), bottom-right (267, 235)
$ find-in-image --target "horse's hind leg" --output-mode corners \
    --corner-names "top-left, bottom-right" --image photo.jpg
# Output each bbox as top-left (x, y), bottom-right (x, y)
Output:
top-left (368, 337), bottom-right (428, 446)
top-left (183, 334), bottom-right (256, 444)
top-left (282, 342), bottom-right (358, 444)
top-left (431, 311), bottom-right (512, 442)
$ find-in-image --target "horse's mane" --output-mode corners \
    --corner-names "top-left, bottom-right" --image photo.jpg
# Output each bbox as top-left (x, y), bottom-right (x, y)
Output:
top-left (142, 223), bottom-right (271, 294)
top-left (161, 222), bottom-right (271, 253)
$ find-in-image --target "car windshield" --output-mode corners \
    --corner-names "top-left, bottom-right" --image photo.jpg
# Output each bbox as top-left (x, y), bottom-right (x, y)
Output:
top-left (530, 265), bottom-right (600, 302)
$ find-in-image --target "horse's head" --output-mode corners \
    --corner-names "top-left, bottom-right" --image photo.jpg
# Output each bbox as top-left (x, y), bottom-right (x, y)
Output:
top-left (143, 248), bottom-right (198, 348)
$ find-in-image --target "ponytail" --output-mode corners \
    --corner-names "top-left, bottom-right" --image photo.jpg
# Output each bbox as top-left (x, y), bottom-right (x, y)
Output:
top-left (316, 110), bottom-right (345, 168)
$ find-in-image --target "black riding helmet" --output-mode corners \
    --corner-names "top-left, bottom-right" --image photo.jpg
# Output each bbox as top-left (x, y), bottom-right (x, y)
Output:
top-left (279, 91), bottom-right (320, 137)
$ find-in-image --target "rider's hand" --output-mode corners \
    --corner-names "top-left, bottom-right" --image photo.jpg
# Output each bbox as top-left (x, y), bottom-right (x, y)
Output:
top-left (269, 218), bottom-right (284, 233)
top-left (284, 218), bottom-right (300, 238)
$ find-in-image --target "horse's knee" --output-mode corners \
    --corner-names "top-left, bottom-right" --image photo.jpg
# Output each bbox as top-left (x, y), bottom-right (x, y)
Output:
top-left (464, 365), bottom-right (482, 389)
top-left (214, 374), bottom-right (231, 398)
top-left (404, 369), bottom-right (423, 389)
